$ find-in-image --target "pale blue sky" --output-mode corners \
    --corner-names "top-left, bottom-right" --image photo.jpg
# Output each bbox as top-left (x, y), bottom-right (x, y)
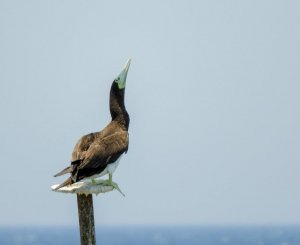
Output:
top-left (0, 0), bottom-right (299, 226)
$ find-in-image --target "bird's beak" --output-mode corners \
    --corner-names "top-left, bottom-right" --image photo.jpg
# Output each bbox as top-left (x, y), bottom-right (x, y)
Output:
top-left (116, 59), bottom-right (131, 89)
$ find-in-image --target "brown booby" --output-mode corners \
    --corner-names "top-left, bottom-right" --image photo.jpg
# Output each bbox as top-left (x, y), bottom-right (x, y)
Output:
top-left (53, 59), bottom-right (131, 196)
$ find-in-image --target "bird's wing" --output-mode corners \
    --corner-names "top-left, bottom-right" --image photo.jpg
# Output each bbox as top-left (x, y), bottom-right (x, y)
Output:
top-left (54, 132), bottom-right (100, 178)
top-left (71, 132), bottom-right (99, 162)
top-left (77, 130), bottom-right (129, 170)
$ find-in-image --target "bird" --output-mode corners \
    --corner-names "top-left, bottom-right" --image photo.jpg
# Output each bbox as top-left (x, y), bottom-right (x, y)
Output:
top-left (53, 59), bottom-right (131, 196)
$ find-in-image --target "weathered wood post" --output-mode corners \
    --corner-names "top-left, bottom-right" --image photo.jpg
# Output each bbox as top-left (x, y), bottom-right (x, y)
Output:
top-left (77, 194), bottom-right (96, 245)
top-left (52, 182), bottom-right (114, 245)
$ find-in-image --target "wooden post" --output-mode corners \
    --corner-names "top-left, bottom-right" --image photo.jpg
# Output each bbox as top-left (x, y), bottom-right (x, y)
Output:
top-left (77, 194), bottom-right (96, 245)
top-left (52, 182), bottom-right (113, 244)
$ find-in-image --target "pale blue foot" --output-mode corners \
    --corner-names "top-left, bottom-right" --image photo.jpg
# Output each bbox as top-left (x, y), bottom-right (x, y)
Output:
top-left (93, 179), bottom-right (105, 185)
top-left (109, 181), bottom-right (125, 197)
top-left (93, 175), bottom-right (125, 197)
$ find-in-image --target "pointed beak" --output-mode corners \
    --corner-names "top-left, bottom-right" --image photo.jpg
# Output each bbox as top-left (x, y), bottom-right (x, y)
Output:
top-left (124, 58), bottom-right (131, 73)
top-left (116, 59), bottom-right (131, 89)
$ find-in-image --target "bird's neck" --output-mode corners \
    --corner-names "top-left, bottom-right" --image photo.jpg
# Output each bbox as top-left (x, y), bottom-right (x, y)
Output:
top-left (109, 84), bottom-right (130, 130)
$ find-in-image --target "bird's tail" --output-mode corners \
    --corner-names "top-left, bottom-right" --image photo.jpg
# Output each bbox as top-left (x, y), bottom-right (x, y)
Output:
top-left (53, 177), bottom-right (73, 190)
top-left (54, 166), bottom-right (72, 177)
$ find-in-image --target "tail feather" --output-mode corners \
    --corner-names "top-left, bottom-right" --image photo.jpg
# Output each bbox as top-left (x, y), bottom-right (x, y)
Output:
top-left (54, 166), bottom-right (72, 177)
top-left (54, 177), bottom-right (73, 190)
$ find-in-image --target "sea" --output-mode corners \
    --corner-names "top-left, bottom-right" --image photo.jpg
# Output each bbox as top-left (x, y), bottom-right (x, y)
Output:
top-left (0, 225), bottom-right (300, 245)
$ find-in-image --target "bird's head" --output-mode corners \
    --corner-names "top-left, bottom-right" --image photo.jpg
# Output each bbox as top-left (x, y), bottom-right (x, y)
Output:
top-left (114, 59), bottom-right (131, 89)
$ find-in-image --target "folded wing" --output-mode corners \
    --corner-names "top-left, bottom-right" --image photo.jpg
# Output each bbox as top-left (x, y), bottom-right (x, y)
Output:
top-left (72, 130), bottom-right (129, 181)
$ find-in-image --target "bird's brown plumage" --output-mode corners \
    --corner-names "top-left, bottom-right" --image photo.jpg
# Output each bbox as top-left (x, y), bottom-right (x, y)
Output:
top-left (54, 65), bottom-right (130, 190)
top-left (71, 122), bottom-right (129, 181)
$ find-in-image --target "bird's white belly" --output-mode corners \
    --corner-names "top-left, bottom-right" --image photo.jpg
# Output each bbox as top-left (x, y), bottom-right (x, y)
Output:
top-left (102, 155), bottom-right (122, 176)
top-left (85, 155), bottom-right (123, 181)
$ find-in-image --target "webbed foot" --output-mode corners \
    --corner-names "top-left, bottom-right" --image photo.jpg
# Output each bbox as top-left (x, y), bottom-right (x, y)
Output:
top-left (93, 178), bottom-right (125, 197)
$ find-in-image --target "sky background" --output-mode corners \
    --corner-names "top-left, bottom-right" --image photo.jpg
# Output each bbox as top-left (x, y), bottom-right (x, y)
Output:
top-left (0, 0), bottom-right (299, 226)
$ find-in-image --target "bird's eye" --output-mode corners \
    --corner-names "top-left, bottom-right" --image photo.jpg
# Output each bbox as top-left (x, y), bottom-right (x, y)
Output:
top-left (116, 77), bottom-right (120, 81)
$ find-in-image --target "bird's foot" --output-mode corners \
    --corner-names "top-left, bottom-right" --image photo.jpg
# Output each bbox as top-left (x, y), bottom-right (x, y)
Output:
top-left (110, 181), bottom-right (125, 197)
top-left (93, 179), bottom-right (125, 197)
top-left (91, 179), bottom-right (107, 186)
